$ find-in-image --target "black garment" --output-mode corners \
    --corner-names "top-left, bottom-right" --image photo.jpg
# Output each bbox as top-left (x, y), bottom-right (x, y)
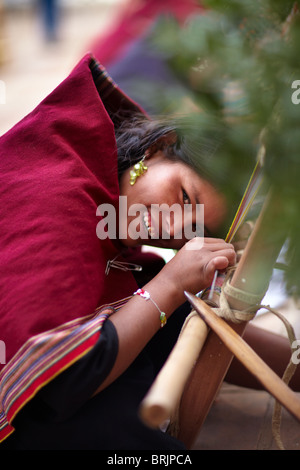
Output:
top-left (1, 305), bottom-right (189, 450)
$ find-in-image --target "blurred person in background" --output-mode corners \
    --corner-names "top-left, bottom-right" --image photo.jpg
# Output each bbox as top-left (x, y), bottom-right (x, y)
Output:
top-left (39, 0), bottom-right (59, 41)
top-left (91, 0), bottom-right (203, 114)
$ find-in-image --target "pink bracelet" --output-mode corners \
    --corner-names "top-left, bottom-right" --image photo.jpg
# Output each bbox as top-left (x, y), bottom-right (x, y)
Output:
top-left (133, 288), bottom-right (167, 328)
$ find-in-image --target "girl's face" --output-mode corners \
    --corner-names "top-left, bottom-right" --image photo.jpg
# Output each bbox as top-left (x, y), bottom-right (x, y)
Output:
top-left (119, 150), bottom-right (227, 249)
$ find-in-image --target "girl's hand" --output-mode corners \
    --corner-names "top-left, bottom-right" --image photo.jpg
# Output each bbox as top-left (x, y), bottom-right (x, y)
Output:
top-left (161, 237), bottom-right (236, 300)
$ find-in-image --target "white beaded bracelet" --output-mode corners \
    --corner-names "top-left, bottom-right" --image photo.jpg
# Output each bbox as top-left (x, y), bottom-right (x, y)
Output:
top-left (133, 288), bottom-right (167, 328)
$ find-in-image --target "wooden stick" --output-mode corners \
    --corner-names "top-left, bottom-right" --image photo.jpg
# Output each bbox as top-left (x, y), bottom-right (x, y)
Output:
top-left (139, 313), bottom-right (209, 428)
top-left (178, 321), bottom-right (246, 446)
top-left (184, 292), bottom-right (300, 422)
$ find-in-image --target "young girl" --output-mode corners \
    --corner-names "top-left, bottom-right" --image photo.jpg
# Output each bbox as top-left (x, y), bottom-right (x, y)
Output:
top-left (0, 55), bottom-right (297, 450)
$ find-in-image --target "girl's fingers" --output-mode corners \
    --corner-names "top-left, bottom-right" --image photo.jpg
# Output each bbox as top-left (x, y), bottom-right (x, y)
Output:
top-left (186, 244), bottom-right (236, 266)
top-left (205, 255), bottom-right (232, 281)
top-left (210, 255), bottom-right (231, 271)
top-left (185, 237), bottom-right (234, 253)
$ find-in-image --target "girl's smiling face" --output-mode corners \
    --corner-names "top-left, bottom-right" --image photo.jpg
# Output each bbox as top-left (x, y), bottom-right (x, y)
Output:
top-left (119, 150), bottom-right (227, 249)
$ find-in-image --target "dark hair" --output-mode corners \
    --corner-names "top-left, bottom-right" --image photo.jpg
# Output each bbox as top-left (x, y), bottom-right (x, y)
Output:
top-left (114, 113), bottom-right (222, 184)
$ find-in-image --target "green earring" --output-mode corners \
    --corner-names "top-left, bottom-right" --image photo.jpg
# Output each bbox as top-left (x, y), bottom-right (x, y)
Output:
top-left (129, 156), bottom-right (148, 186)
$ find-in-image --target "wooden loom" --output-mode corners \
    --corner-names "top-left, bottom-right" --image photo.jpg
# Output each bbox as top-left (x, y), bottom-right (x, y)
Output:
top-left (139, 184), bottom-right (300, 449)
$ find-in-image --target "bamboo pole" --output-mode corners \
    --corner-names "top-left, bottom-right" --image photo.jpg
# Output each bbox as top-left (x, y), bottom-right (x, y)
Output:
top-left (140, 313), bottom-right (209, 428)
top-left (226, 191), bottom-right (286, 311)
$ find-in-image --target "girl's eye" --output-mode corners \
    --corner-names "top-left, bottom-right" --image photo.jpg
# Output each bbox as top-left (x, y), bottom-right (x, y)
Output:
top-left (182, 189), bottom-right (190, 205)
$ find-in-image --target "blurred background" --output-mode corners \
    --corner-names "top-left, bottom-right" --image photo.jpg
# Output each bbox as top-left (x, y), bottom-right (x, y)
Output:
top-left (0, 0), bottom-right (203, 135)
top-left (0, 0), bottom-right (128, 135)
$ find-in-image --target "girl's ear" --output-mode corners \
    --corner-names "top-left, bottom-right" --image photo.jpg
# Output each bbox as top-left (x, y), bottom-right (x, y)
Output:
top-left (146, 131), bottom-right (178, 158)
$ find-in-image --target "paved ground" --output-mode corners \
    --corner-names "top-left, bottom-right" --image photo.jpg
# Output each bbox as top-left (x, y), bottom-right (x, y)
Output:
top-left (1, 2), bottom-right (300, 451)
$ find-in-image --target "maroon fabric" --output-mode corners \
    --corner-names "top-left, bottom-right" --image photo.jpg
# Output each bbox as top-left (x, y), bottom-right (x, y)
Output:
top-left (0, 54), bottom-right (139, 369)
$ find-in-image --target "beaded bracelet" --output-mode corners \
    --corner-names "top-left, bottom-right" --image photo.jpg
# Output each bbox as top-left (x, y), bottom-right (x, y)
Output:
top-left (133, 288), bottom-right (167, 328)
